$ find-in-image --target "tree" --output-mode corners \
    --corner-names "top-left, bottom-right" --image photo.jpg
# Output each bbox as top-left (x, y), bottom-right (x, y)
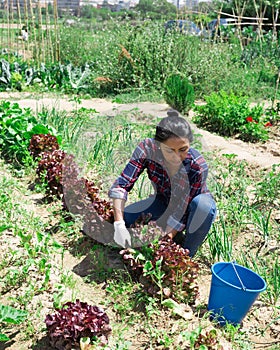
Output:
top-left (136, 0), bottom-right (154, 14)
top-left (135, 0), bottom-right (177, 19)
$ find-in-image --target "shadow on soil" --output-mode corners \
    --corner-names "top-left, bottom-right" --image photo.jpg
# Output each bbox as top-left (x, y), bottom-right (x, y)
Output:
top-left (71, 241), bottom-right (125, 284)
top-left (32, 336), bottom-right (52, 350)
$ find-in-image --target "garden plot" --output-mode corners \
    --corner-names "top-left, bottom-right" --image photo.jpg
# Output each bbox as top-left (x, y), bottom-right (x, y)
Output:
top-left (0, 95), bottom-right (279, 350)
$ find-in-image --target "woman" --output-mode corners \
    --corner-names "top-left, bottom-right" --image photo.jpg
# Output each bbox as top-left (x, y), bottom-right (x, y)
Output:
top-left (108, 110), bottom-right (217, 257)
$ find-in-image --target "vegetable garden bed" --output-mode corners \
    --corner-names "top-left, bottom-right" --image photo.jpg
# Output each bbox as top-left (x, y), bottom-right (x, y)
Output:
top-left (0, 96), bottom-right (279, 350)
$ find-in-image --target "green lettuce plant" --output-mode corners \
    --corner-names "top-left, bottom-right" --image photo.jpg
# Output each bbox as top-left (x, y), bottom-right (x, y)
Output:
top-left (0, 304), bottom-right (28, 342)
top-left (0, 101), bottom-right (56, 166)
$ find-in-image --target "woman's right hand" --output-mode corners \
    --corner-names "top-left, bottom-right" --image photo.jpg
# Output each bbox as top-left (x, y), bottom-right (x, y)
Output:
top-left (113, 220), bottom-right (132, 248)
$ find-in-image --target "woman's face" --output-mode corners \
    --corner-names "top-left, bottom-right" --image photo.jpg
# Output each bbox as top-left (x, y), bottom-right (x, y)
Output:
top-left (160, 137), bottom-right (190, 166)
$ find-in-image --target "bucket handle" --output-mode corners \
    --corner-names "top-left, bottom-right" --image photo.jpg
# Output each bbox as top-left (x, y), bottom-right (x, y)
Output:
top-left (231, 261), bottom-right (246, 291)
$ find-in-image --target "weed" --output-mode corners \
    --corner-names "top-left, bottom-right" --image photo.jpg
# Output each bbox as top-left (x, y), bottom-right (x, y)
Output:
top-left (252, 164), bottom-right (280, 210)
top-left (134, 291), bottom-right (160, 318)
top-left (207, 217), bottom-right (233, 262)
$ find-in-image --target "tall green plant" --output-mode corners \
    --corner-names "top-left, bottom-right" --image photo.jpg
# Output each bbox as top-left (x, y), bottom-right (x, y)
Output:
top-left (164, 74), bottom-right (195, 114)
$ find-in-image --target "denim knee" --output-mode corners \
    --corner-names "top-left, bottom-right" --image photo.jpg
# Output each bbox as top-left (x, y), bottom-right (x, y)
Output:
top-left (182, 194), bottom-right (217, 257)
top-left (187, 194), bottom-right (217, 234)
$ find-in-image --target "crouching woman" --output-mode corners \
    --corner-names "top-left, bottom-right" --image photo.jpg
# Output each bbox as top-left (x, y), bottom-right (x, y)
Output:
top-left (108, 110), bottom-right (217, 257)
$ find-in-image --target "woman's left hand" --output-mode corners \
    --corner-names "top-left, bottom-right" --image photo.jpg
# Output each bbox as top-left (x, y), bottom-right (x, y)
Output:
top-left (165, 226), bottom-right (178, 239)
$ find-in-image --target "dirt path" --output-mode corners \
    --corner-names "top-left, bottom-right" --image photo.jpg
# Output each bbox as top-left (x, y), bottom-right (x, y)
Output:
top-left (1, 92), bottom-right (279, 170)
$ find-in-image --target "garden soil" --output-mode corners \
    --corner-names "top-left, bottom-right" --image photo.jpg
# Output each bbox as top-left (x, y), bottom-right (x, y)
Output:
top-left (0, 92), bottom-right (279, 350)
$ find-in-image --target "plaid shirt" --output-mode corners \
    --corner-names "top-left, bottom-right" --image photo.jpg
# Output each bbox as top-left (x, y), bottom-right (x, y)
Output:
top-left (109, 138), bottom-right (211, 231)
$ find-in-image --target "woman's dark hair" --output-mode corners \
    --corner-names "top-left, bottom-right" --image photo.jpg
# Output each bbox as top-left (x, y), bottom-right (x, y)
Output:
top-left (155, 109), bottom-right (193, 143)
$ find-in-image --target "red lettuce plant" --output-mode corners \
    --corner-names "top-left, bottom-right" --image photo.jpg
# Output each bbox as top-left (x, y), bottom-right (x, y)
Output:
top-left (36, 149), bottom-right (67, 197)
top-left (121, 220), bottom-right (200, 305)
top-left (129, 214), bottom-right (163, 246)
top-left (45, 300), bottom-right (111, 350)
top-left (61, 155), bottom-right (114, 223)
top-left (30, 131), bottom-right (114, 222)
top-left (194, 329), bottom-right (221, 349)
top-left (85, 179), bottom-right (114, 223)
top-left (35, 149), bottom-right (114, 224)
top-left (28, 133), bottom-right (60, 159)
top-left (152, 239), bottom-right (200, 304)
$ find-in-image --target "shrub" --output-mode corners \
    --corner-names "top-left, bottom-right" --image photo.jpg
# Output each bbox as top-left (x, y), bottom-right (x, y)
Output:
top-left (164, 74), bottom-right (195, 115)
top-left (193, 91), bottom-right (269, 142)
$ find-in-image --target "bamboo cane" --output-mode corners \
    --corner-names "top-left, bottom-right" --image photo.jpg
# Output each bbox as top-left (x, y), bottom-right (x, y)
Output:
top-left (7, 0), bottom-right (10, 56)
top-left (16, 0), bottom-right (22, 54)
top-left (233, 0), bottom-right (247, 50)
top-left (214, 7), bottom-right (222, 43)
top-left (272, 68), bottom-right (280, 109)
top-left (53, 0), bottom-right (60, 62)
top-left (272, 8), bottom-right (279, 42)
top-left (45, 0), bottom-right (53, 63)
top-left (28, 0), bottom-right (39, 63)
top-left (22, 0), bottom-right (30, 57)
top-left (252, 0), bottom-right (267, 43)
top-left (37, 0), bottom-right (44, 62)
top-left (10, 0), bottom-right (15, 53)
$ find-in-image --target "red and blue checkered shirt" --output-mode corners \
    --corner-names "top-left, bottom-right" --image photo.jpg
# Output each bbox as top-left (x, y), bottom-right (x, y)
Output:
top-left (109, 138), bottom-right (211, 231)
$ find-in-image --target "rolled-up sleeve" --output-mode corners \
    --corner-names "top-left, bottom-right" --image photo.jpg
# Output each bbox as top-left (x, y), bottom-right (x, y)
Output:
top-left (108, 141), bottom-right (148, 201)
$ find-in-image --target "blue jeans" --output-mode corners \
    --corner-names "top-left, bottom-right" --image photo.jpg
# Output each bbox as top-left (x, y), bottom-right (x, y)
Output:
top-left (124, 194), bottom-right (217, 257)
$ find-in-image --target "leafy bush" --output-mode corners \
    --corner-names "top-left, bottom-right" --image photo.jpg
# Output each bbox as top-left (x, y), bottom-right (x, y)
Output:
top-left (193, 91), bottom-right (269, 142)
top-left (45, 300), bottom-right (111, 349)
top-left (164, 73), bottom-right (195, 114)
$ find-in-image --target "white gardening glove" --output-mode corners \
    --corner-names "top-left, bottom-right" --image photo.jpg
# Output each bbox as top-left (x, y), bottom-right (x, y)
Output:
top-left (113, 220), bottom-right (132, 248)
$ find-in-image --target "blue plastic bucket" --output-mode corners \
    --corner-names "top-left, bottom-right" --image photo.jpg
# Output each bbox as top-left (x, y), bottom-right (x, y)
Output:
top-left (207, 262), bottom-right (266, 325)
